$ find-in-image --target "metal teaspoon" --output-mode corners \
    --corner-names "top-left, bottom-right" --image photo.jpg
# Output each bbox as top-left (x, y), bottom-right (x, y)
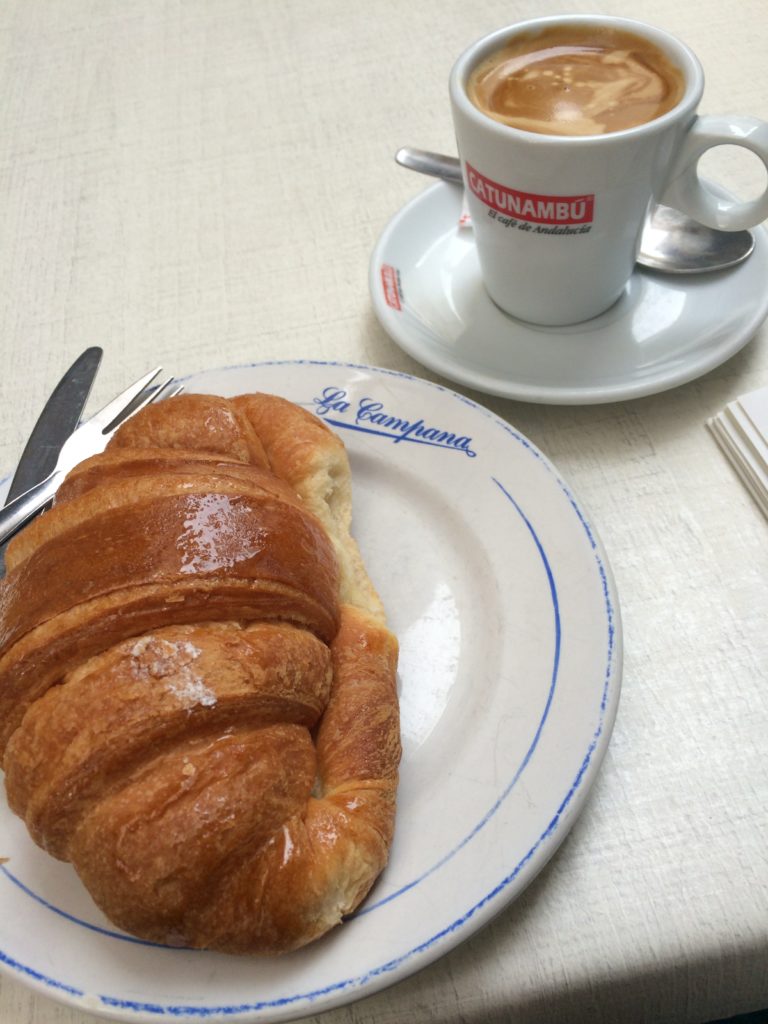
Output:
top-left (395, 147), bottom-right (755, 274)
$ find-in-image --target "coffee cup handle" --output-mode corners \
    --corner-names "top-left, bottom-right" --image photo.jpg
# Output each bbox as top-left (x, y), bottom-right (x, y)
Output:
top-left (660, 115), bottom-right (768, 231)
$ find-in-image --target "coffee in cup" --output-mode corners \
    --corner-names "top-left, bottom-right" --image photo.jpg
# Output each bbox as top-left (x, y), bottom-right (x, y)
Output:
top-left (449, 16), bottom-right (768, 325)
top-left (466, 24), bottom-right (685, 137)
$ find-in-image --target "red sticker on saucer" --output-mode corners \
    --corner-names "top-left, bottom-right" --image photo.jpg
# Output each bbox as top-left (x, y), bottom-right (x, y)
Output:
top-left (381, 264), bottom-right (402, 310)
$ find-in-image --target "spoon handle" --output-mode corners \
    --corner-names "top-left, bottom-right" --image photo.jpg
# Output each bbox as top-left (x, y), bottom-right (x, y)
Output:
top-left (395, 147), bottom-right (463, 185)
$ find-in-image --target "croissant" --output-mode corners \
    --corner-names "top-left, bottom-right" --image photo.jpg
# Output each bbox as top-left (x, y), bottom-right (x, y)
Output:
top-left (0, 392), bottom-right (400, 954)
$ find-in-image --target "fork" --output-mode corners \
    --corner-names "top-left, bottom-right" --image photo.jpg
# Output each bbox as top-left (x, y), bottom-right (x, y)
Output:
top-left (0, 366), bottom-right (182, 548)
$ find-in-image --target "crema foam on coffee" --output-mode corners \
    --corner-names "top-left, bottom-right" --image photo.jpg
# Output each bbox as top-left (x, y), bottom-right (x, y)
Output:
top-left (467, 25), bottom-right (685, 136)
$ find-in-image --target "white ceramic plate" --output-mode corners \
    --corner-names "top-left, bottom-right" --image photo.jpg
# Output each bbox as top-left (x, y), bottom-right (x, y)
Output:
top-left (0, 362), bottom-right (622, 1022)
top-left (369, 181), bottom-right (768, 404)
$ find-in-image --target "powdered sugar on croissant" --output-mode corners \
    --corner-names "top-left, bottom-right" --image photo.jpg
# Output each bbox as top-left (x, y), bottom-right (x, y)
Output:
top-left (0, 392), bottom-right (400, 954)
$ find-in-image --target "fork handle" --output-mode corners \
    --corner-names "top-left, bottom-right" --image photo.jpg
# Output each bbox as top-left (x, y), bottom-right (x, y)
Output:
top-left (0, 472), bottom-right (62, 547)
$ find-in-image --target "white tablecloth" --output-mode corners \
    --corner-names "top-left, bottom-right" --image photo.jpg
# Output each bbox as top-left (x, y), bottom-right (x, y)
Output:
top-left (0, 2), bottom-right (766, 1022)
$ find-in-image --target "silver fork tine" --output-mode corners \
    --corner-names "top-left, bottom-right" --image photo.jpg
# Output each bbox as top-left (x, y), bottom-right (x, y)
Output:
top-left (88, 366), bottom-right (164, 433)
top-left (103, 375), bottom-right (176, 436)
top-left (154, 380), bottom-right (185, 402)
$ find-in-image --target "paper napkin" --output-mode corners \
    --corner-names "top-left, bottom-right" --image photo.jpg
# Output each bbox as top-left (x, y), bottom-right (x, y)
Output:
top-left (707, 384), bottom-right (768, 519)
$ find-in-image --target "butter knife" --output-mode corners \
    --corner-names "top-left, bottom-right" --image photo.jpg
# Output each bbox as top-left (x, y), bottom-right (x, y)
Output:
top-left (4, 347), bottom-right (103, 504)
top-left (0, 347), bottom-right (102, 574)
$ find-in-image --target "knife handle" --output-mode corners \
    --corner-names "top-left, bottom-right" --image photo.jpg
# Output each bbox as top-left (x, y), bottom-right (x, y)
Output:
top-left (0, 472), bottom-right (62, 548)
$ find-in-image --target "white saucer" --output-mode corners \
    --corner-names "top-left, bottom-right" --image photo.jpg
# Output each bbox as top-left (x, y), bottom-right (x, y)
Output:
top-left (369, 181), bottom-right (768, 405)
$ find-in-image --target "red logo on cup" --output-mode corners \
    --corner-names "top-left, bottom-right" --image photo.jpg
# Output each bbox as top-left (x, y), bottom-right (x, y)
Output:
top-left (466, 163), bottom-right (594, 225)
top-left (381, 264), bottom-right (402, 310)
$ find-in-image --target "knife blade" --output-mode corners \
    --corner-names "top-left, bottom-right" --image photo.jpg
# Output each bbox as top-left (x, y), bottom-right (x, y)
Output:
top-left (0, 347), bottom-right (102, 576)
top-left (3, 347), bottom-right (103, 504)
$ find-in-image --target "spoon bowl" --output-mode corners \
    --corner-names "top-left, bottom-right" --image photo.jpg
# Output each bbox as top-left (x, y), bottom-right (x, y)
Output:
top-left (395, 147), bottom-right (755, 274)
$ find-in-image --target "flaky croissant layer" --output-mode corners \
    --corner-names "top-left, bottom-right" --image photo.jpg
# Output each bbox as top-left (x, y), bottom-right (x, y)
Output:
top-left (0, 392), bottom-right (400, 953)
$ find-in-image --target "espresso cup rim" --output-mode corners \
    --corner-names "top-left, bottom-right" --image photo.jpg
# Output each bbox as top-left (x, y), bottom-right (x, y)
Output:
top-left (450, 14), bottom-right (704, 143)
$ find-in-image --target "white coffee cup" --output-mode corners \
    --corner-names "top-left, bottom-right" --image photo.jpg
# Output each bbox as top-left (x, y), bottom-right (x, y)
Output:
top-left (449, 15), bottom-right (768, 326)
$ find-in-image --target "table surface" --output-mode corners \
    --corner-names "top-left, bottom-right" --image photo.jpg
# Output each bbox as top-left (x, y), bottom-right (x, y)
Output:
top-left (0, 2), bottom-right (766, 1023)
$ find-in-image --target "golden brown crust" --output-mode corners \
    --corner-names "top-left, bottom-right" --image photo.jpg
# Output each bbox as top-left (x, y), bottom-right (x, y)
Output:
top-left (233, 394), bottom-right (386, 620)
top-left (0, 392), bottom-right (399, 954)
top-left (109, 393), bottom-right (270, 468)
top-left (55, 449), bottom-right (297, 508)
top-left (5, 622), bottom-right (332, 857)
